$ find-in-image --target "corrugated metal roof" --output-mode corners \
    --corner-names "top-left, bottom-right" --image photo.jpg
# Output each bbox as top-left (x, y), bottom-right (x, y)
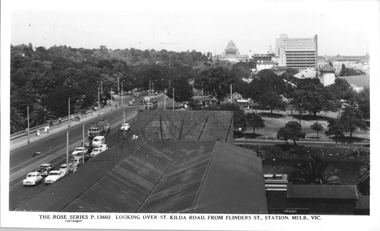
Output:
top-left (135, 110), bottom-right (234, 143)
top-left (193, 142), bottom-right (267, 214)
top-left (287, 185), bottom-right (358, 200)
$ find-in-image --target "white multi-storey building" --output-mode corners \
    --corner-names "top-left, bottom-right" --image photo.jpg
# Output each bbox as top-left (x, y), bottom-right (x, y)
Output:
top-left (275, 34), bottom-right (318, 70)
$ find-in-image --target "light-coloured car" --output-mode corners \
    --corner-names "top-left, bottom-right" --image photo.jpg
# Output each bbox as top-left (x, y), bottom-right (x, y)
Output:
top-left (92, 136), bottom-right (105, 148)
top-left (23, 172), bottom-right (43, 186)
top-left (237, 98), bottom-right (250, 103)
top-left (45, 170), bottom-right (65, 184)
top-left (59, 164), bottom-right (69, 174)
top-left (120, 123), bottom-right (130, 131)
top-left (90, 144), bottom-right (108, 157)
top-left (72, 147), bottom-right (87, 156)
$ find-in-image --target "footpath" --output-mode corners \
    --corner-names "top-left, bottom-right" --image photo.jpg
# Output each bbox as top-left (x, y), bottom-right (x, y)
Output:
top-left (9, 94), bottom-right (164, 152)
top-left (10, 96), bottom-right (129, 152)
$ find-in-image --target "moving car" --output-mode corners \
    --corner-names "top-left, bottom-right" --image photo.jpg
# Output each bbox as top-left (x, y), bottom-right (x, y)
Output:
top-left (45, 170), bottom-right (65, 184)
top-left (23, 172), bottom-right (43, 186)
top-left (120, 123), bottom-right (130, 131)
top-left (37, 163), bottom-right (54, 176)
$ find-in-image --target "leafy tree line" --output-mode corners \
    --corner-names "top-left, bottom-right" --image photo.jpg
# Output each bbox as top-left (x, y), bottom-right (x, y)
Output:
top-left (10, 43), bottom-right (210, 133)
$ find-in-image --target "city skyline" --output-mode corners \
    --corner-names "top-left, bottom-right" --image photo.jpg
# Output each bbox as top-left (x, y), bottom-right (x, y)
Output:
top-left (5, 0), bottom-right (377, 57)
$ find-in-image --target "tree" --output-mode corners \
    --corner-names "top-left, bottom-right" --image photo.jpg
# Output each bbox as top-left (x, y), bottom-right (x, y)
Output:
top-left (292, 82), bottom-right (335, 116)
top-left (310, 121), bottom-right (323, 138)
top-left (10, 107), bottom-right (25, 133)
top-left (246, 69), bottom-right (286, 101)
top-left (276, 121), bottom-right (306, 145)
top-left (245, 112), bottom-right (265, 134)
top-left (195, 67), bottom-right (231, 103)
top-left (30, 105), bottom-right (56, 126)
top-left (166, 77), bottom-right (193, 103)
top-left (357, 163), bottom-right (370, 195)
top-left (356, 88), bottom-right (370, 120)
top-left (339, 106), bottom-right (368, 139)
top-left (289, 156), bottom-right (344, 185)
top-left (326, 78), bottom-right (351, 117)
top-left (325, 119), bottom-right (345, 144)
top-left (259, 91), bottom-right (287, 114)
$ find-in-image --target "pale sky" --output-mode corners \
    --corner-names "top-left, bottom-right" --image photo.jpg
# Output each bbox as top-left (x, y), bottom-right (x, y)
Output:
top-left (5, 0), bottom-right (379, 56)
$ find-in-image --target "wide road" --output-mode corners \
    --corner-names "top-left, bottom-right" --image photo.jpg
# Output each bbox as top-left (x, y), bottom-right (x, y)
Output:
top-left (9, 93), bottom-right (168, 210)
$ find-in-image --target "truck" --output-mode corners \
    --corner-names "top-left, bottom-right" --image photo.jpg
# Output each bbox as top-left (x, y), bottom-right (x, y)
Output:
top-left (87, 118), bottom-right (111, 139)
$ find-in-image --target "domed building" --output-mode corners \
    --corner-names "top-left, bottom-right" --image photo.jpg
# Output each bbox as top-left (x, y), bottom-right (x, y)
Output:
top-left (214, 40), bottom-right (250, 63)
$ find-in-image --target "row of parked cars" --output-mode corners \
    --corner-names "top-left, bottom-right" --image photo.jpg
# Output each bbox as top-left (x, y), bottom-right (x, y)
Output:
top-left (23, 122), bottom-right (129, 187)
top-left (23, 163), bottom-right (68, 186)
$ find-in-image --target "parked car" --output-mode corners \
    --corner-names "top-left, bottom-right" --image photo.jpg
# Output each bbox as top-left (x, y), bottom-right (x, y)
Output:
top-left (72, 146), bottom-right (87, 156)
top-left (90, 144), bottom-right (108, 158)
top-left (120, 123), bottom-right (130, 131)
top-left (37, 163), bottom-right (54, 176)
top-left (92, 136), bottom-right (106, 147)
top-left (128, 101), bottom-right (134, 106)
top-left (73, 155), bottom-right (84, 166)
top-left (23, 172), bottom-right (43, 186)
top-left (59, 164), bottom-right (69, 174)
top-left (45, 170), bottom-right (65, 184)
top-left (237, 98), bottom-right (250, 103)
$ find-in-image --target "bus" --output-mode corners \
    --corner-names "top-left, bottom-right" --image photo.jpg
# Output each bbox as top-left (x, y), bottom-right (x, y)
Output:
top-left (145, 100), bottom-right (158, 110)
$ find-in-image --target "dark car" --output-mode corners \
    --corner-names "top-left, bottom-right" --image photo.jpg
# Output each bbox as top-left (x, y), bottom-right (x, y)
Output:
top-left (36, 163), bottom-right (54, 176)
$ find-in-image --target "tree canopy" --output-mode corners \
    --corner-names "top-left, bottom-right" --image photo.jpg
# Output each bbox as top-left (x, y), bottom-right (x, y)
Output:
top-left (276, 121), bottom-right (306, 145)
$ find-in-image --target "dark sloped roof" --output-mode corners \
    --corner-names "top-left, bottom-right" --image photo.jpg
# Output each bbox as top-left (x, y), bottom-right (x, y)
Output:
top-left (287, 185), bottom-right (358, 200)
top-left (63, 143), bottom-right (173, 212)
top-left (320, 64), bottom-right (336, 72)
top-left (193, 142), bottom-right (267, 214)
top-left (356, 194), bottom-right (370, 210)
top-left (135, 110), bottom-right (234, 143)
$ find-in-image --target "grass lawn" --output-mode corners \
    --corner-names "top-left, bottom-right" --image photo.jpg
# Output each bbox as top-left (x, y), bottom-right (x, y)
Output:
top-left (237, 108), bottom-right (370, 142)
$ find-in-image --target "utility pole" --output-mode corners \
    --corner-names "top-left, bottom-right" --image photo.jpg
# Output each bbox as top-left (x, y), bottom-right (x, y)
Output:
top-left (123, 109), bottom-right (126, 136)
top-left (164, 91), bottom-right (166, 110)
top-left (230, 83), bottom-right (232, 102)
top-left (68, 97), bottom-right (71, 127)
top-left (82, 124), bottom-right (85, 164)
top-left (66, 131), bottom-right (69, 174)
top-left (27, 106), bottom-right (30, 143)
top-left (121, 81), bottom-right (124, 107)
top-left (98, 87), bottom-right (100, 116)
top-left (149, 79), bottom-right (151, 96)
top-left (172, 87), bottom-right (175, 110)
top-left (117, 77), bottom-right (120, 94)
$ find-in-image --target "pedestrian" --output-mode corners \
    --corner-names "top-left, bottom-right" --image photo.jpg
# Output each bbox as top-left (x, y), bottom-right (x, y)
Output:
top-left (44, 126), bottom-right (48, 133)
top-left (73, 163), bottom-right (77, 174)
top-left (58, 117), bottom-right (62, 125)
top-left (36, 129), bottom-right (40, 136)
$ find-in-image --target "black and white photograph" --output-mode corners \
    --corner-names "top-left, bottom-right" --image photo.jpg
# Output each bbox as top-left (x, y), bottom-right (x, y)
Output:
top-left (1, 0), bottom-right (379, 230)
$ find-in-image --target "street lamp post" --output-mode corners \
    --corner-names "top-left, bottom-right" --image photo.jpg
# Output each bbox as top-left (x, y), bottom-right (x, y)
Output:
top-left (68, 97), bottom-right (71, 127)
top-left (172, 87), bottom-right (175, 110)
top-left (27, 106), bottom-right (30, 143)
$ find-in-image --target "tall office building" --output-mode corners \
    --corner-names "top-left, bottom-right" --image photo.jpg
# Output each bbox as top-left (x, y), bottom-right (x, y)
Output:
top-left (275, 34), bottom-right (318, 70)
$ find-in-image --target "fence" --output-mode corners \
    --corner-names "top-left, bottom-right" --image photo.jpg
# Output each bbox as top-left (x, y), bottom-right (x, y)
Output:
top-left (10, 109), bottom-right (94, 140)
